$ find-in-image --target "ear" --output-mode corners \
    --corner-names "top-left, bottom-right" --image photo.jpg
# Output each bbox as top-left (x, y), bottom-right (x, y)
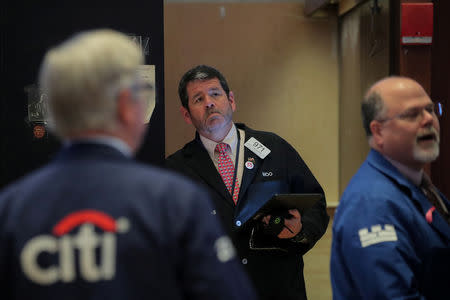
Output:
top-left (370, 120), bottom-right (384, 147)
top-left (228, 91), bottom-right (236, 112)
top-left (117, 89), bottom-right (135, 126)
top-left (180, 106), bottom-right (192, 125)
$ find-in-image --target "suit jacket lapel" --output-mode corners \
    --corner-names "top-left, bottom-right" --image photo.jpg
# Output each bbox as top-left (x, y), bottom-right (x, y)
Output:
top-left (239, 145), bottom-right (260, 199)
top-left (237, 128), bottom-right (263, 207)
top-left (184, 139), bottom-right (234, 205)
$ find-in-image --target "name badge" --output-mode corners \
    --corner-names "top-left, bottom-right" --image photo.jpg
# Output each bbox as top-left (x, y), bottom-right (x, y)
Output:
top-left (244, 137), bottom-right (271, 159)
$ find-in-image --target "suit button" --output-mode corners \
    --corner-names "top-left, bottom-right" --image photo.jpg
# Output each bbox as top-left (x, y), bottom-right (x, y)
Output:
top-left (211, 210), bottom-right (216, 215)
top-left (242, 258), bottom-right (248, 265)
top-left (235, 220), bottom-right (241, 227)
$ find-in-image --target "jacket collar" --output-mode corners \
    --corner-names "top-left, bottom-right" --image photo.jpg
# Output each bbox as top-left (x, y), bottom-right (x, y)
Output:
top-left (65, 136), bottom-right (132, 157)
top-left (367, 149), bottom-right (419, 192)
top-left (367, 149), bottom-right (450, 238)
top-left (185, 123), bottom-right (263, 208)
top-left (55, 142), bottom-right (130, 162)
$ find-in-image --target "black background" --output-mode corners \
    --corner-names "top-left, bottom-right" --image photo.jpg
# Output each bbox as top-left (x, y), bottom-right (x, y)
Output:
top-left (1, 1), bottom-right (165, 188)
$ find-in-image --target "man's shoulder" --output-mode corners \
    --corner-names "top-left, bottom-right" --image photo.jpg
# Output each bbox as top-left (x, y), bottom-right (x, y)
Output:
top-left (348, 152), bottom-right (414, 196)
top-left (166, 138), bottom-right (199, 162)
top-left (237, 123), bottom-right (287, 145)
top-left (0, 159), bottom-right (205, 215)
top-left (119, 159), bottom-right (204, 196)
top-left (337, 159), bottom-right (411, 220)
top-left (166, 145), bottom-right (188, 160)
top-left (0, 156), bottom-right (192, 195)
top-left (343, 159), bottom-right (396, 198)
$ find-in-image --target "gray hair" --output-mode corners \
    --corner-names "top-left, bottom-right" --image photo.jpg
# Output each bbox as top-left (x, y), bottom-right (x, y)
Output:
top-left (361, 91), bottom-right (385, 137)
top-left (39, 29), bottom-right (144, 138)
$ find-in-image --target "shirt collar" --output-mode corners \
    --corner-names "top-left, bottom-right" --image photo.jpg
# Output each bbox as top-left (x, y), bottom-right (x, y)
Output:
top-left (199, 123), bottom-right (237, 155)
top-left (383, 155), bottom-right (423, 186)
top-left (65, 136), bottom-right (133, 157)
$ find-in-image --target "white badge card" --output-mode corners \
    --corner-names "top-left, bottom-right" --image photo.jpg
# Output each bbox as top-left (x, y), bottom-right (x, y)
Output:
top-left (244, 137), bottom-right (271, 159)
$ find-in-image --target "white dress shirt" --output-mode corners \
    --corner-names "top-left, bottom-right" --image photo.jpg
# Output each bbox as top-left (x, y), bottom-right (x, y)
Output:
top-left (200, 123), bottom-right (245, 191)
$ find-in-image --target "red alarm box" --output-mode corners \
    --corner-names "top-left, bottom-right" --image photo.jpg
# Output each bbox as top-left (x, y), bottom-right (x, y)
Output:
top-left (401, 3), bottom-right (433, 45)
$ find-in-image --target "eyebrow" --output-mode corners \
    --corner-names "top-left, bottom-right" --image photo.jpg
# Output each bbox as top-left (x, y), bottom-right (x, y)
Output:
top-left (191, 92), bottom-right (203, 100)
top-left (191, 87), bottom-right (222, 99)
top-left (405, 103), bottom-right (433, 111)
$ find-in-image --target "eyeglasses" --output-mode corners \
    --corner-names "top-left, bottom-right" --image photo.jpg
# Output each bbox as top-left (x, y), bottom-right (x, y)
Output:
top-left (377, 102), bottom-right (443, 123)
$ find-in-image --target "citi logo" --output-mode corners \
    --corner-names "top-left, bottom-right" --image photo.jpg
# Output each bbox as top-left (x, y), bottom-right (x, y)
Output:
top-left (262, 171), bottom-right (273, 177)
top-left (20, 210), bottom-right (129, 285)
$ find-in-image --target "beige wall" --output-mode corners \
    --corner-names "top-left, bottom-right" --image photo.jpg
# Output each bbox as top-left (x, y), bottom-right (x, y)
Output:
top-left (339, 0), bottom-right (390, 194)
top-left (165, 2), bottom-right (339, 206)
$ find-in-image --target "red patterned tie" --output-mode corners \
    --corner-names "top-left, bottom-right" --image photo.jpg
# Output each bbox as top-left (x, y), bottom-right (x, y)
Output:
top-left (216, 143), bottom-right (239, 204)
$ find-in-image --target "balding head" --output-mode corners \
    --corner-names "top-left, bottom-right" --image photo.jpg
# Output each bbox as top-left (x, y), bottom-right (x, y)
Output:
top-left (362, 76), bottom-right (422, 137)
top-left (367, 77), bottom-right (429, 113)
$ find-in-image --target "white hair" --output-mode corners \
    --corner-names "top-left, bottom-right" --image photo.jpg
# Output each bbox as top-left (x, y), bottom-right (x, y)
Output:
top-left (39, 29), bottom-right (144, 138)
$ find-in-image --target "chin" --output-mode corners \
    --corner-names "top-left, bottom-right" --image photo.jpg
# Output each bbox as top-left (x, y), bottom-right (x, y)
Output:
top-left (206, 119), bottom-right (226, 131)
top-left (413, 143), bottom-right (440, 163)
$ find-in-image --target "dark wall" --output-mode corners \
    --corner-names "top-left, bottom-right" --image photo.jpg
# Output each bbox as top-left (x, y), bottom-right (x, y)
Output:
top-left (393, 0), bottom-right (450, 196)
top-left (0, 1), bottom-right (165, 188)
top-left (431, 0), bottom-right (450, 198)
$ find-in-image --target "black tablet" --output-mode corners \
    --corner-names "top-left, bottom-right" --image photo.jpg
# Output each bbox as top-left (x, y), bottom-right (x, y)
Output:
top-left (251, 193), bottom-right (323, 221)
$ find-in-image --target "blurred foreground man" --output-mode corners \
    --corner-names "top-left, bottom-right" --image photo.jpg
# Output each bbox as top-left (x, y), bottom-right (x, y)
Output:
top-left (0, 30), bottom-right (256, 300)
top-left (330, 77), bottom-right (450, 300)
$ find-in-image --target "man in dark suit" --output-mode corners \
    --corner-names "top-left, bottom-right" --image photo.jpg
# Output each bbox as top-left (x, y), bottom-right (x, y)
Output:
top-left (166, 65), bottom-right (329, 300)
top-left (330, 77), bottom-right (450, 299)
top-left (0, 30), bottom-right (256, 300)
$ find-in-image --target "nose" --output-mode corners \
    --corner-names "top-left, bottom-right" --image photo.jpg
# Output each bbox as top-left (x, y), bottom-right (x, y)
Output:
top-left (421, 109), bottom-right (435, 126)
top-left (205, 95), bottom-right (215, 109)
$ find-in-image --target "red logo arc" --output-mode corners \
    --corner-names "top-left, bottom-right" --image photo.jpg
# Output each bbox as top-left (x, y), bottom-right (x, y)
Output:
top-left (52, 210), bottom-right (117, 236)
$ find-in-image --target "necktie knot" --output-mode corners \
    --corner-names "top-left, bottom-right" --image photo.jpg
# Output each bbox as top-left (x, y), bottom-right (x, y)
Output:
top-left (421, 174), bottom-right (437, 202)
top-left (215, 143), bottom-right (229, 154)
top-left (420, 174), bottom-right (432, 189)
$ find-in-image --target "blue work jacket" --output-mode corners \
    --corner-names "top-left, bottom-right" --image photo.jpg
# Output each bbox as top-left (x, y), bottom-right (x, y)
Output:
top-left (331, 149), bottom-right (450, 300)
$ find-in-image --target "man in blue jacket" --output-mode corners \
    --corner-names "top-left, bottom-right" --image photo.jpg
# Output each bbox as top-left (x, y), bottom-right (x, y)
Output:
top-left (0, 29), bottom-right (256, 300)
top-left (330, 76), bottom-right (450, 299)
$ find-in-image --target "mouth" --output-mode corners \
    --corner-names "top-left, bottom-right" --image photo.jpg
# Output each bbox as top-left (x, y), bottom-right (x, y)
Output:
top-left (206, 110), bottom-right (221, 118)
top-left (417, 132), bottom-right (437, 142)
